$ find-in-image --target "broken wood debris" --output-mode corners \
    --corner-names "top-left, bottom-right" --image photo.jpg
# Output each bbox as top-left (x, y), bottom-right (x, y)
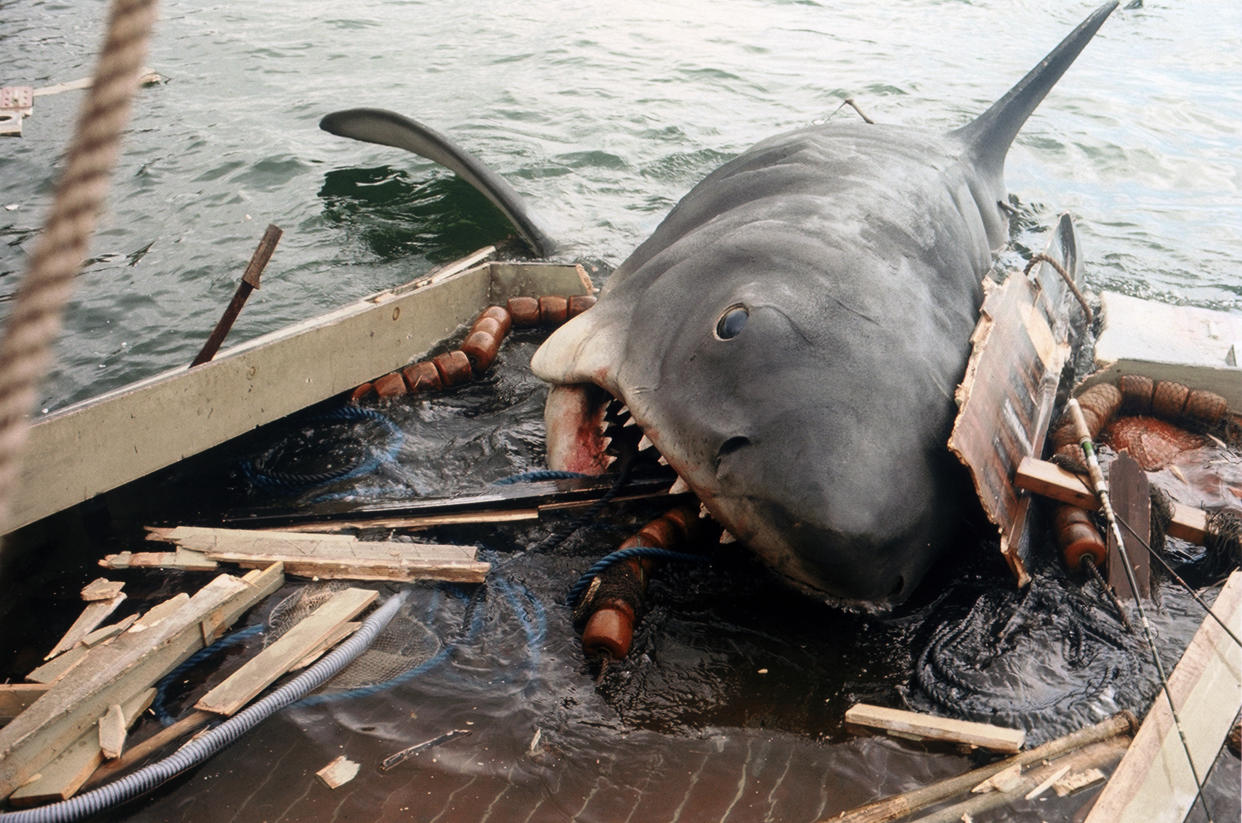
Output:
top-left (196, 587), bottom-right (377, 716)
top-left (843, 703), bottom-right (1025, 753)
top-left (0, 567), bottom-right (284, 798)
top-left (43, 593), bottom-right (126, 660)
top-left (315, 755), bottom-right (360, 790)
top-left (97, 703), bottom-right (127, 760)
top-left (830, 712), bottom-right (1135, 823)
top-left (80, 578), bottom-right (124, 602)
top-left (106, 525), bottom-right (494, 583)
top-left (0, 684), bottom-right (47, 722)
top-left (6, 688), bottom-right (154, 807)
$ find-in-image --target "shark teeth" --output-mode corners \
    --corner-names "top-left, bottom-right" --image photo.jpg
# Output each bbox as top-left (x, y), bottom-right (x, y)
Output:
top-left (719, 530), bottom-right (737, 544)
top-left (638, 434), bottom-right (655, 452)
top-left (669, 476), bottom-right (690, 495)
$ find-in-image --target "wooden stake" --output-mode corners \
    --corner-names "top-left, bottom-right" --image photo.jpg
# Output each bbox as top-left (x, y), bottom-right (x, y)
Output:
top-left (191, 224), bottom-right (281, 367)
top-left (1106, 452), bottom-right (1150, 600)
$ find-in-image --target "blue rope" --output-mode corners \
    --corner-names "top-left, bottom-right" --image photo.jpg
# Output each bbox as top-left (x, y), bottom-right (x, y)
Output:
top-left (493, 469), bottom-right (593, 485)
top-left (565, 546), bottom-right (709, 610)
top-left (152, 624), bottom-right (266, 725)
top-left (242, 405), bottom-right (405, 493)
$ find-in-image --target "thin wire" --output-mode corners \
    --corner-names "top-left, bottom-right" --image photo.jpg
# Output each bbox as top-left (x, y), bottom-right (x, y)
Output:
top-left (1115, 512), bottom-right (1242, 650)
top-left (1081, 556), bottom-right (1131, 631)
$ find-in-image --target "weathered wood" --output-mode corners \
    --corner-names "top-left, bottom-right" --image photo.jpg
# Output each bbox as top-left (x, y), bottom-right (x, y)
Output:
top-left (191, 224), bottom-right (282, 366)
top-left (81, 614), bottom-right (139, 647)
top-left (44, 594), bottom-right (126, 660)
top-left (1106, 452), bottom-right (1150, 600)
top-left (1087, 291), bottom-right (1242, 410)
top-left (1014, 457), bottom-right (1209, 543)
top-left (1084, 570), bottom-right (1242, 823)
top-left (100, 549), bottom-right (218, 571)
top-left (0, 571), bottom-right (281, 796)
top-left (202, 562), bottom-right (285, 642)
top-left (949, 214), bottom-right (1080, 587)
top-left (80, 578), bottom-right (124, 601)
top-left (98, 704), bottom-right (126, 759)
top-left (262, 509), bottom-right (541, 533)
top-left (26, 645), bottom-right (90, 684)
top-left (133, 593), bottom-right (191, 631)
top-left (911, 738), bottom-right (1129, 823)
top-left (843, 704), bottom-right (1025, 753)
top-left (196, 587), bottom-right (377, 716)
top-left (831, 713), bottom-right (1136, 823)
top-left (219, 553), bottom-right (489, 583)
top-left (315, 755), bottom-right (360, 790)
top-left (6, 688), bottom-right (154, 807)
top-left (291, 622), bottom-right (360, 671)
top-left (0, 684), bottom-right (47, 721)
top-left (7, 258), bottom-right (592, 534)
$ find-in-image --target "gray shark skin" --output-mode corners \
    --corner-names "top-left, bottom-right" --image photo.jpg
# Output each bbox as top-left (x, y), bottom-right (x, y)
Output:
top-left (321, 3), bottom-right (1117, 609)
top-left (531, 3), bottom-right (1117, 608)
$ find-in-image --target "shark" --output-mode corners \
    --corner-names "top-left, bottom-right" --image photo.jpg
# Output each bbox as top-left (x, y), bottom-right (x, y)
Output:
top-left (322, 2), bottom-right (1117, 608)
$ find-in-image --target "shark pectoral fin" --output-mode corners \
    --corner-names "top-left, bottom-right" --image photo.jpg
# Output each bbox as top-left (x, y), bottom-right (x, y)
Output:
top-left (530, 305), bottom-right (626, 392)
top-left (319, 107), bottom-right (556, 257)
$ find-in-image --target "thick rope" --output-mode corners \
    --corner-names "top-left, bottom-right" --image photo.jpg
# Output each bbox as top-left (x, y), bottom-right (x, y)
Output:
top-left (0, 0), bottom-right (158, 530)
top-left (1024, 252), bottom-right (1093, 324)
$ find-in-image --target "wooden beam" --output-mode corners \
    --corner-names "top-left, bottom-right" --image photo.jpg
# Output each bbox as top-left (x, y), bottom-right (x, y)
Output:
top-left (1084, 570), bottom-right (1242, 823)
top-left (1014, 457), bottom-right (1209, 543)
top-left (6, 688), bottom-right (154, 807)
top-left (1106, 453), bottom-right (1150, 600)
top-left (0, 570), bottom-right (282, 797)
top-left (100, 549), bottom-right (218, 572)
top-left (196, 587), bottom-right (377, 716)
top-left (843, 704), bottom-right (1025, 753)
top-left (6, 258), bottom-right (591, 534)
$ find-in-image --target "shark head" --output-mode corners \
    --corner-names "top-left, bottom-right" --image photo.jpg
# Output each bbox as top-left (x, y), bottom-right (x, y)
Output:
top-left (532, 212), bottom-right (965, 609)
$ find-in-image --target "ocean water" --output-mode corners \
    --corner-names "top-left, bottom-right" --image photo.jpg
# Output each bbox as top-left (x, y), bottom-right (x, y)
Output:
top-left (0, 1), bottom-right (1239, 821)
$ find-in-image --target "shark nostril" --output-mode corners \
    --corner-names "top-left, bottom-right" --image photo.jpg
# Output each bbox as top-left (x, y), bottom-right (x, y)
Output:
top-left (717, 436), bottom-right (751, 459)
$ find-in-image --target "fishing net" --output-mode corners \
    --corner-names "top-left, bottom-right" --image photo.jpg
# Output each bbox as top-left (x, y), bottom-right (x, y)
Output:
top-left (266, 583), bottom-right (442, 691)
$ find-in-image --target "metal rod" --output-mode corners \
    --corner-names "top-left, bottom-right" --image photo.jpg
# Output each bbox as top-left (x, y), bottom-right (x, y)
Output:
top-left (1066, 398), bottom-right (1214, 823)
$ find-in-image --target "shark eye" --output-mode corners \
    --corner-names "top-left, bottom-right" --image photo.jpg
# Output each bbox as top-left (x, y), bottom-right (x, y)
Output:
top-left (715, 305), bottom-right (749, 340)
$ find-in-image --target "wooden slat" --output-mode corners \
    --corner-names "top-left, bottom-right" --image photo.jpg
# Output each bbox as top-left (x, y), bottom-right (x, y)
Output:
top-left (1106, 453), bottom-right (1150, 600)
top-left (196, 587), bottom-right (377, 716)
top-left (1084, 571), bottom-right (1242, 823)
top-left (98, 703), bottom-right (126, 759)
top-left (844, 703), bottom-right (1025, 753)
top-left (0, 570), bottom-right (282, 797)
top-left (6, 259), bottom-right (592, 534)
top-left (80, 578), bottom-right (124, 601)
top-left (6, 688), bottom-right (154, 807)
top-left (26, 645), bottom-right (90, 685)
top-left (44, 594), bottom-right (126, 660)
top-left (1014, 457), bottom-right (1209, 543)
top-left (99, 549), bottom-right (218, 572)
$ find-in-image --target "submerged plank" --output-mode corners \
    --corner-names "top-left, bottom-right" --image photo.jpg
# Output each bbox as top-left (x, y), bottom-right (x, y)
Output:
top-left (844, 704), bottom-right (1025, 753)
top-left (7, 258), bottom-right (592, 534)
top-left (196, 587), bottom-right (377, 716)
top-left (1084, 571), bottom-right (1242, 823)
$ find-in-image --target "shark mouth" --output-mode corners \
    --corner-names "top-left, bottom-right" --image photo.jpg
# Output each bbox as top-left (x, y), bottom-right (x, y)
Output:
top-left (544, 383), bottom-right (693, 497)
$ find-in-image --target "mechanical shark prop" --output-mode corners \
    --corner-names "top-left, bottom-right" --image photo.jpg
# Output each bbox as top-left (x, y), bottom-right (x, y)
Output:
top-left (322, 2), bottom-right (1117, 608)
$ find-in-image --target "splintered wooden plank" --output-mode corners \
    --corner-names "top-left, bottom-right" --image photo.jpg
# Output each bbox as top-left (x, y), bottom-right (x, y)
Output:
top-left (0, 571), bottom-right (279, 797)
top-left (949, 214), bottom-right (1080, 587)
top-left (844, 703), bottom-right (1025, 753)
top-left (80, 578), bottom-right (124, 601)
top-left (98, 704), bottom-right (126, 759)
top-left (1014, 457), bottom-right (1209, 543)
top-left (6, 688), bottom-right (154, 807)
top-left (7, 258), bottom-right (591, 534)
top-left (315, 755), bottom-right (360, 789)
top-left (195, 587), bottom-right (377, 716)
top-left (44, 594), bottom-right (126, 660)
top-left (1085, 571), bottom-right (1242, 823)
top-left (146, 526), bottom-right (488, 582)
top-left (26, 645), bottom-right (90, 685)
top-left (0, 684), bottom-right (47, 721)
top-left (99, 549), bottom-right (218, 571)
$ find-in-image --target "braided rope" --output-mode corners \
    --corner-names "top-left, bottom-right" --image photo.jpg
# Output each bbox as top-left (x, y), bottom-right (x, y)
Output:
top-left (0, 0), bottom-right (158, 530)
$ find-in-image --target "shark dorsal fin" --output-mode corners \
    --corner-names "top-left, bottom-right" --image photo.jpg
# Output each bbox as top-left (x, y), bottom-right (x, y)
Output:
top-left (320, 108), bottom-right (556, 257)
top-left (951, 2), bottom-right (1117, 179)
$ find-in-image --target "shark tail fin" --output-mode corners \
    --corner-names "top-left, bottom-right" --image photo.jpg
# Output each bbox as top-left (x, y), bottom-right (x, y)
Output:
top-left (951, 2), bottom-right (1117, 177)
top-left (320, 108), bottom-right (556, 257)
